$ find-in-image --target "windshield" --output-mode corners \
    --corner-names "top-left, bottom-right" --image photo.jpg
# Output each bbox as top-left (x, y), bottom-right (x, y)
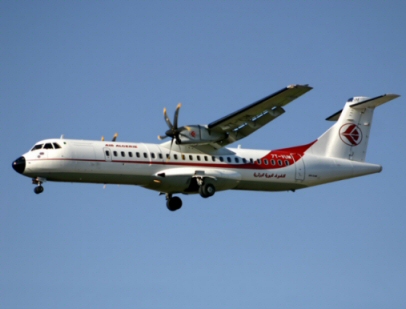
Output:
top-left (31, 144), bottom-right (43, 151)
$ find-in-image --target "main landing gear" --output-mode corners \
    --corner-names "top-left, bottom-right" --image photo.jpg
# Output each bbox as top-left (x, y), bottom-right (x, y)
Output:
top-left (196, 177), bottom-right (216, 199)
top-left (165, 180), bottom-right (216, 211)
top-left (166, 194), bottom-right (182, 211)
top-left (32, 177), bottom-right (46, 194)
top-left (199, 183), bottom-right (215, 198)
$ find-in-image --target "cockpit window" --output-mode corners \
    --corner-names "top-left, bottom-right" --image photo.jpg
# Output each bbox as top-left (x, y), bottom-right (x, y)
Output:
top-left (44, 143), bottom-right (54, 149)
top-left (31, 144), bottom-right (43, 151)
top-left (53, 143), bottom-right (61, 149)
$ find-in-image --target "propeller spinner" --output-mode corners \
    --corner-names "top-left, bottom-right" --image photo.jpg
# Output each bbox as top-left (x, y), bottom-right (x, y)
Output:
top-left (158, 103), bottom-right (189, 145)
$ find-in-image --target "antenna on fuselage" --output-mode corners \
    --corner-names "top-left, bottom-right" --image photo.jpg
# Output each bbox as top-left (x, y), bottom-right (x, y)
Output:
top-left (60, 134), bottom-right (64, 139)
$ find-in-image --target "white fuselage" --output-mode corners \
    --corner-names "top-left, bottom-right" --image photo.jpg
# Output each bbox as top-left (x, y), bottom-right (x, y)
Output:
top-left (16, 138), bottom-right (382, 195)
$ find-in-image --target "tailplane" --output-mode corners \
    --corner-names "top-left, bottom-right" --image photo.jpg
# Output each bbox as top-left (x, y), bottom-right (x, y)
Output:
top-left (307, 94), bottom-right (400, 162)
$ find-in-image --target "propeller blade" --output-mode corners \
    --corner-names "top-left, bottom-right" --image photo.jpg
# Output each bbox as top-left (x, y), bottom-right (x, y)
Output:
top-left (173, 103), bottom-right (182, 129)
top-left (112, 133), bottom-right (118, 142)
top-left (166, 138), bottom-right (174, 161)
top-left (158, 135), bottom-right (168, 140)
top-left (163, 108), bottom-right (173, 130)
top-left (175, 134), bottom-right (181, 145)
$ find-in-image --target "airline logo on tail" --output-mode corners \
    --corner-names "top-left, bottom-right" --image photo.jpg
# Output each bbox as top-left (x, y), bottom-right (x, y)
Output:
top-left (339, 123), bottom-right (363, 146)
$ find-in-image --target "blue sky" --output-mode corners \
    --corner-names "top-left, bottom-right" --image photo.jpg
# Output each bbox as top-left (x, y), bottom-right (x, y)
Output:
top-left (1, 1), bottom-right (406, 308)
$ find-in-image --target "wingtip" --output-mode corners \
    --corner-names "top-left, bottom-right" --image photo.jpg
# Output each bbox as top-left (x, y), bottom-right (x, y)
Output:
top-left (287, 84), bottom-right (313, 90)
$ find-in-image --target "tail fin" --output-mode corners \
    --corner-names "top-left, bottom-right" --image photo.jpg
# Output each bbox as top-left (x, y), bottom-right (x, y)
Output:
top-left (307, 94), bottom-right (400, 162)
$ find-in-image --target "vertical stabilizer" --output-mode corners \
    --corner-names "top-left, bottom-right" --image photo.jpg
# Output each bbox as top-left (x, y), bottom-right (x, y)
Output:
top-left (307, 94), bottom-right (399, 162)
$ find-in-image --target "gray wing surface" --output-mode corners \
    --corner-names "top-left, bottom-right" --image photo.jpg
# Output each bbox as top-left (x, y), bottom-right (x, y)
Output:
top-left (207, 84), bottom-right (312, 148)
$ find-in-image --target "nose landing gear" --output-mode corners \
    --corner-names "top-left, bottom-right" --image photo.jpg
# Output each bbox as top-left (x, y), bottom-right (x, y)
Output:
top-left (32, 177), bottom-right (46, 194)
top-left (34, 186), bottom-right (44, 194)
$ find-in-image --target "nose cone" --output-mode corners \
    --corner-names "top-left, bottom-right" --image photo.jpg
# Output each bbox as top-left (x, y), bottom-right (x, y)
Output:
top-left (12, 156), bottom-right (26, 174)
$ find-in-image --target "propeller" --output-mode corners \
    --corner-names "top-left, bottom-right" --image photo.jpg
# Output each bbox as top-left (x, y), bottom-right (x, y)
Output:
top-left (101, 133), bottom-right (118, 141)
top-left (158, 103), bottom-right (190, 145)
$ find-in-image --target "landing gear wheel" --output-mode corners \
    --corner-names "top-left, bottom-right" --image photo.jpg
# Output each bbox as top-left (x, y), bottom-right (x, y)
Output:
top-left (166, 196), bottom-right (182, 211)
top-left (199, 183), bottom-right (215, 198)
top-left (34, 186), bottom-right (44, 194)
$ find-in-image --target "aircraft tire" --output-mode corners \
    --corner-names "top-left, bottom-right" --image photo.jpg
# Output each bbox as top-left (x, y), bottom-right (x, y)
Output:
top-left (199, 183), bottom-right (215, 198)
top-left (34, 186), bottom-right (44, 194)
top-left (167, 196), bottom-right (182, 211)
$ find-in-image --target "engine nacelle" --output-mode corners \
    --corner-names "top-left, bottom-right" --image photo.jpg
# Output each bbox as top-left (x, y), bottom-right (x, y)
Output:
top-left (177, 125), bottom-right (226, 145)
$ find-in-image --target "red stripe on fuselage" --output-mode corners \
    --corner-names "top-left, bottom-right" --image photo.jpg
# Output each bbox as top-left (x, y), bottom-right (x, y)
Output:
top-left (27, 141), bottom-right (316, 171)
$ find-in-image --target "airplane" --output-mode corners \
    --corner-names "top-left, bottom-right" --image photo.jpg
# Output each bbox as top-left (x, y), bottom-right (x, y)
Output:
top-left (12, 85), bottom-right (400, 211)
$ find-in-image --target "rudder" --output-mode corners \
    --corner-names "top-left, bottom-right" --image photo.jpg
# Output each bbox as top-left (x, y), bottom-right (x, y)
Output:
top-left (307, 94), bottom-right (399, 162)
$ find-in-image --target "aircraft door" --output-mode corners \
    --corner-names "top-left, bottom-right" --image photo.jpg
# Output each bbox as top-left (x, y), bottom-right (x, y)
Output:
top-left (293, 154), bottom-right (305, 181)
top-left (103, 147), bottom-right (112, 162)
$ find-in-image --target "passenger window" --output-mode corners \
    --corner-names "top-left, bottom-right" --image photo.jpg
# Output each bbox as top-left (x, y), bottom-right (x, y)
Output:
top-left (166, 154), bottom-right (170, 159)
top-left (257, 159), bottom-right (262, 164)
top-left (53, 143), bottom-right (61, 149)
top-left (174, 154), bottom-right (178, 160)
top-left (189, 155), bottom-right (193, 160)
top-left (182, 154), bottom-right (185, 160)
top-left (219, 157), bottom-right (224, 162)
top-left (143, 153), bottom-right (148, 159)
top-left (113, 151), bottom-right (118, 157)
top-left (285, 160), bottom-right (290, 166)
top-left (44, 143), bottom-right (54, 149)
top-left (136, 152), bottom-right (140, 158)
top-left (227, 157), bottom-right (231, 163)
top-left (158, 154), bottom-right (163, 159)
top-left (271, 159), bottom-right (276, 165)
top-left (197, 156), bottom-right (201, 161)
top-left (129, 152), bottom-right (133, 157)
top-left (264, 159), bottom-right (268, 165)
top-left (235, 157), bottom-right (239, 163)
top-left (31, 144), bottom-right (43, 151)
top-left (212, 156), bottom-right (216, 162)
top-left (105, 150), bottom-right (110, 157)
top-left (121, 151), bottom-right (125, 157)
top-left (242, 158), bottom-right (247, 164)
top-left (250, 158), bottom-right (254, 164)
top-left (151, 153), bottom-right (155, 159)
top-left (278, 160), bottom-right (282, 166)
top-left (204, 156), bottom-right (208, 161)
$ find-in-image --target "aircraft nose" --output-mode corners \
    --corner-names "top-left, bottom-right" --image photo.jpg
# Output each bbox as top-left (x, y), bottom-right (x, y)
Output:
top-left (12, 156), bottom-right (26, 174)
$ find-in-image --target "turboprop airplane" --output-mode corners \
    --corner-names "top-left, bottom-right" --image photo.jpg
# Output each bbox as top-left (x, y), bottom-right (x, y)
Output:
top-left (12, 85), bottom-right (400, 211)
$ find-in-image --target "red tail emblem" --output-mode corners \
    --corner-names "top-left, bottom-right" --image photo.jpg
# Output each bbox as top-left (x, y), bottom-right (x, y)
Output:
top-left (339, 123), bottom-right (362, 146)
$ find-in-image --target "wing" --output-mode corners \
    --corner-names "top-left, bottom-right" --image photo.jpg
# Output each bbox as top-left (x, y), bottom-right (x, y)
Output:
top-left (207, 84), bottom-right (312, 148)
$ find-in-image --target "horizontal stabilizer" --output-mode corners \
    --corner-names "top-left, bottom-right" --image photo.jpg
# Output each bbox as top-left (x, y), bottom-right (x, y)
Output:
top-left (326, 94), bottom-right (400, 121)
top-left (350, 94), bottom-right (399, 109)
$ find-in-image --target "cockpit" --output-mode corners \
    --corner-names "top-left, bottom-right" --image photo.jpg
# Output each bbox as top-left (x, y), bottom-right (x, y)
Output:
top-left (31, 142), bottom-right (62, 151)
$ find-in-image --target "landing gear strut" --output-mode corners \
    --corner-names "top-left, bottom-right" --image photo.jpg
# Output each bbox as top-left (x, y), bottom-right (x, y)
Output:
top-left (195, 177), bottom-right (216, 198)
top-left (32, 177), bottom-right (45, 194)
top-left (166, 194), bottom-right (182, 211)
